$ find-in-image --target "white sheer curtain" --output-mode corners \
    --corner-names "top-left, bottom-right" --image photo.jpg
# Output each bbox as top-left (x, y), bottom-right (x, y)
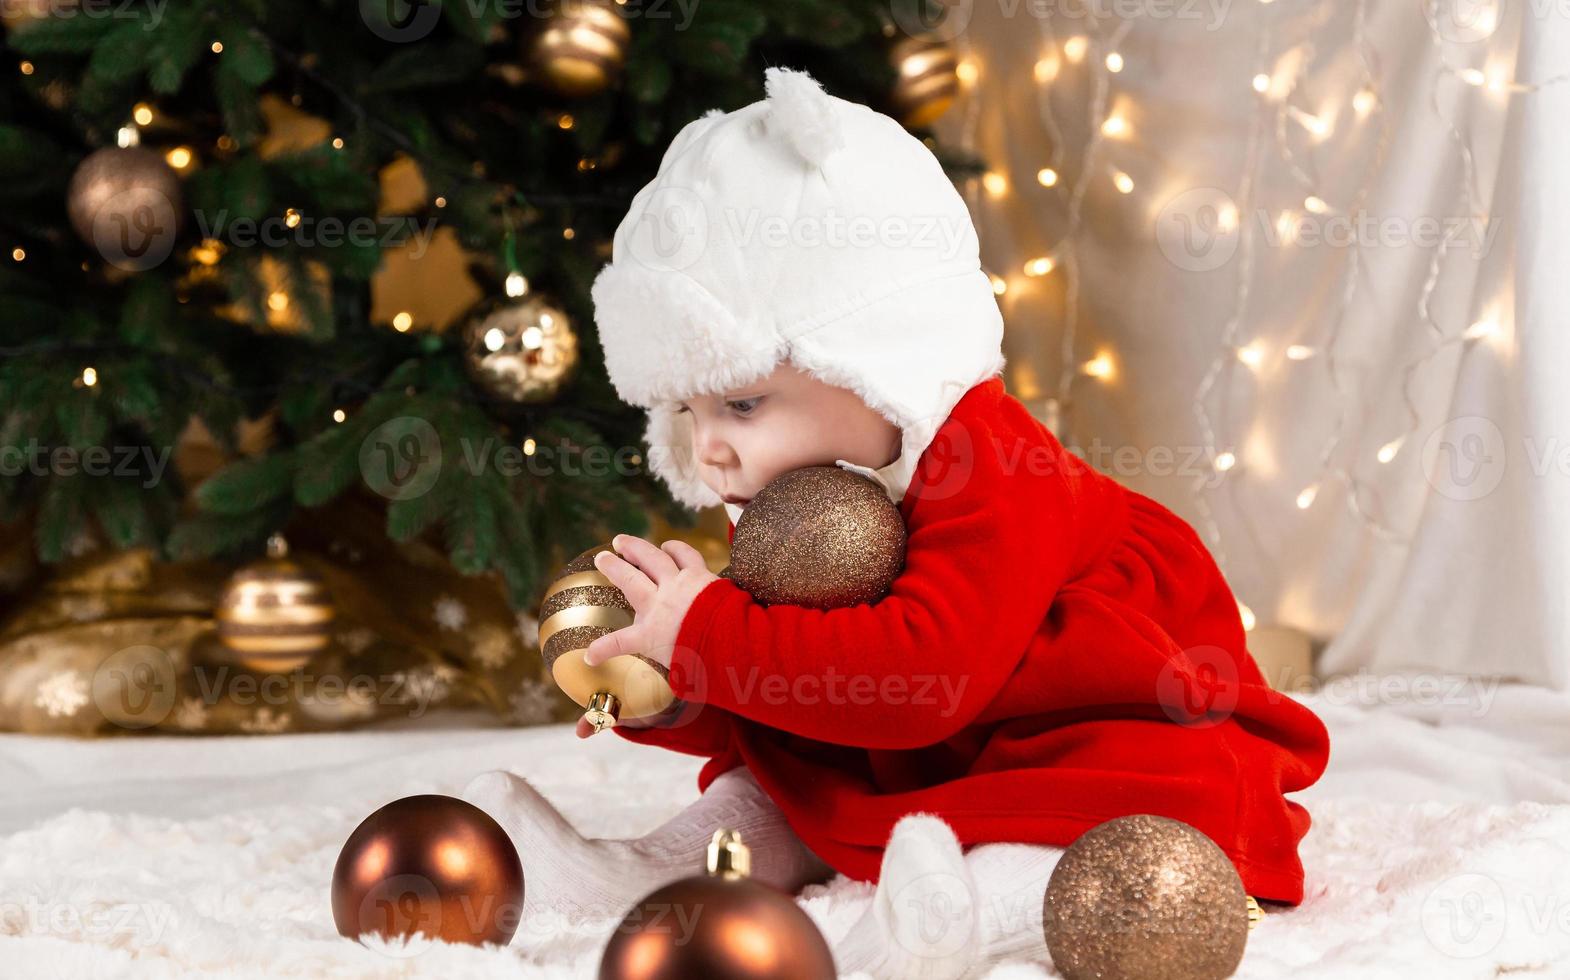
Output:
top-left (937, 0), bottom-right (1570, 687)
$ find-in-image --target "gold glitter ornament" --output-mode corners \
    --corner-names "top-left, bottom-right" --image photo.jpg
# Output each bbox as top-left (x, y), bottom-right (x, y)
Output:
top-left (461, 294), bottom-right (579, 404)
top-left (215, 535), bottom-right (335, 673)
top-left (526, 0), bottom-right (630, 98)
top-left (1042, 814), bottom-right (1253, 980)
top-left (725, 466), bottom-right (906, 608)
top-left (538, 543), bottom-right (682, 732)
top-left (888, 32), bottom-right (959, 129)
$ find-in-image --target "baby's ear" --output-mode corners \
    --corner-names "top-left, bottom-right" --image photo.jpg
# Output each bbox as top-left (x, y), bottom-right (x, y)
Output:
top-left (763, 67), bottom-right (845, 168)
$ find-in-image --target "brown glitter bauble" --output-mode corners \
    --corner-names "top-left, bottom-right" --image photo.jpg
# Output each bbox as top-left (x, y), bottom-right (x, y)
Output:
top-left (332, 794), bottom-right (524, 950)
top-left (215, 537), bottom-right (334, 673)
top-left (66, 146), bottom-right (184, 272)
top-left (539, 543), bottom-right (681, 731)
top-left (889, 32), bottom-right (959, 129)
top-left (726, 466), bottom-right (906, 609)
top-left (526, 0), bottom-right (630, 98)
top-left (1042, 814), bottom-right (1252, 980)
top-left (462, 294), bottom-right (579, 404)
top-left (599, 829), bottom-right (836, 980)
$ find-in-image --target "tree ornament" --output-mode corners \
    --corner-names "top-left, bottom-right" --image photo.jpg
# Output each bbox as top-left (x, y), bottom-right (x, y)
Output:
top-left (1042, 814), bottom-right (1255, 980)
top-left (66, 146), bottom-right (184, 272)
top-left (461, 293), bottom-right (579, 404)
top-left (539, 543), bottom-right (680, 733)
top-left (888, 32), bottom-right (960, 129)
top-left (725, 466), bottom-right (906, 608)
top-left (526, 0), bottom-right (630, 98)
top-left (332, 794), bottom-right (524, 950)
top-left (599, 828), bottom-right (836, 980)
top-left (215, 534), bottom-right (335, 673)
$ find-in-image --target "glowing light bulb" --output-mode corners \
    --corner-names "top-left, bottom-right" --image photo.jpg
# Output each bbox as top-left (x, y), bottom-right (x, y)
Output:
top-left (1101, 114), bottom-right (1128, 138)
top-left (505, 271), bottom-right (529, 297)
top-left (81, 366), bottom-right (98, 387)
top-left (1236, 343), bottom-right (1264, 369)
top-left (523, 438), bottom-right (537, 456)
top-left (165, 146), bottom-right (193, 169)
top-left (982, 171), bottom-right (1008, 196)
top-left (1081, 352), bottom-right (1115, 380)
top-left (267, 291), bottom-right (288, 312)
top-left (1377, 436), bottom-right (1404, 463)
top-left (283, 207), bottom-right (301, 228)
top-left (1034, 55), bottom-right (1060, 84)
top-left (1304, 195), bottom-right (1329, 214)
top-left (1214, 451), bottom-right (1237, 472)
top-left (332, 409), bottom-right (347, 423)
top-left (392, 311), bottom-right (413, 332)
top-left (1459, 68), bottom-right (1487, 86)
top-left (1111, 170), bottom-right (1135, 194)
top-left (1023, 256), bottom-right (1056, 277)
top-left (1063, 36), bottom-right (1087, 64)
top-left (484, 328), bottom-right (506, 352)
top-left (1239, 602), bottom-right (1257, 631)
top-left (331, 137), bottom-right (344, 149)
top-left (1105, 52), bottom-right (1124, 73)
top-left (1037, 167), bottom-right (1059, 187)
top-left (117, 127), bottom-right (139, 148)
top-left (1286, 344), bottom-right (1315, 360)
top-left (11, 248), bottom-right (23, 262)
top-left (1252, 73), bottom-right (1271, 94)
top-left (957, 59), bottom-right (979, 86)
top-left (132, 103), bottom-right (153, 126)
top-left (1464, 319), bottom-right (1498, 340)
top-left (1296, 483), bottom-right (1319, 509)
top-left (988, 273), bottom-right (1008, 295)
top-left (1216, 202), bottom-right (1239, 232)
top-left (1353, 88), bottom-right (1377, 115)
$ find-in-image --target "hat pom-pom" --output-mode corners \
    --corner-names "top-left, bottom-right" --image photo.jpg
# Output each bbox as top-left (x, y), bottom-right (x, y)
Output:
top-left (763, 67), bottom-right (845, 168)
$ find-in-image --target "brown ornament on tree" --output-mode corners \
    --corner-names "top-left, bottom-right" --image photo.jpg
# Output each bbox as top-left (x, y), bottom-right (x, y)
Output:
top-left (66, 146), bottom-right (184, 272)
top-left (539, 543), bottom-right (682, 733)
top-left (332, 794), bottom-right (524, 950)
top-left (462, 294), bottom-right (579, 404)
top-left (888, 32), bottom-right (960, 129)
top-left (526, 0), bottom-right (630, 98)
top-left (599, 828), bottom-right (836, 980)
top-left (725, 466), bottom-right (906, 608)
top-left (215, 534), bottom-right (335, 673)
top-left (1042, 814), bottom-right (1256, 980)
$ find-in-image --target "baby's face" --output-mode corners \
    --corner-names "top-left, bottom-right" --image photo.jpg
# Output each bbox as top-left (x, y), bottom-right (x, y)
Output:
top-left (677, 362), bottom-right (902, 507)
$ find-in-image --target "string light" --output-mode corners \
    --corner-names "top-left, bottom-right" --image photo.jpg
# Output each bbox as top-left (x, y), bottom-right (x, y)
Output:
top-left (982, 171), bottom-right (1008, 196)
top-left (1110, 169), bottom-right (1135, 193)
top-left (1252, 73), bottom-right (1271, 94)
top-left (1376, 436), bottom-right (1404, 463)
top-left (988, 272), bottom-right (1008, 295)
top-left (1295, 483), bottom-right (1319, 509)
top-left (283, 207), bottom-right (302, 228)
top-left (1100, 114), bottom-right (1128, 138)
top-left (211, 40), bottom-right (223, 53)
top-left (1214, 451), bottom-right (1237, 472)
top-left (1238, 602), bottom-right (1257, 631)
top-left (1037, 167), bottom-right (1058, 187)
top-left (1081, 351), bottom-right (1115, 380)
top-left (1236, 343), bottom-right (1264, 369)
top-left (1285, 344), bottom-right (1315, 360)
top-left (1353, 87), bottom-right (1377, 115)
top-left (956, 58), bottom-right (979, 86)
top-left (1023, 255), bottom-right (1055, 276)
top-left (522, 437), bottom-right (537, 456)
top-left (11, 248), bottom-right (23, 262)
top-left (557, 113), bottom-right (575, 130)
top-left (1063, 36), bottom-right (1088, 64)
top-left (505, 271), bottom-right (529, 297)
top-left (331, 137), bottom-right (344, 149)
top-left (19, 61), bottom-right (33, 75)
top-left (1302, 194), bottom-right (1329, 214)
top-left (1105, 52), bottom-right (1124, 73)
top-left (80, 367), bottom-right (97, 387)
top-left (267, 291), bottom-right (289, 312)
top-left (1034, 55), bottom-right (1060, 84)
top-left (332, 409), bottom-right (346, 423)
top-left (132, 103), bottom-right (153, 126)
top-left (392, 311), bottom-right (413, 332)
top-left (433, 196), bottom-right (447, 208)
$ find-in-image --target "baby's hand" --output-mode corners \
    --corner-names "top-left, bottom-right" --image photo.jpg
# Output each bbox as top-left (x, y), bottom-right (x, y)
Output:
top-left (582, 534), bottom-right (719, 674)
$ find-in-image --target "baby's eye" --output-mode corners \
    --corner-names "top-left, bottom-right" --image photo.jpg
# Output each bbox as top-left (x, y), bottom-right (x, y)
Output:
top-left (727, 397), bottom-right (761, 415)
top-left (674, 404), bottom-right (690, 415)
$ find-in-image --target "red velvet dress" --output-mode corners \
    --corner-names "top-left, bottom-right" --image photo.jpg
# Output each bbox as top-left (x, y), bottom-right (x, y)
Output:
top-left (616, 377), bottom-right (1331, 905)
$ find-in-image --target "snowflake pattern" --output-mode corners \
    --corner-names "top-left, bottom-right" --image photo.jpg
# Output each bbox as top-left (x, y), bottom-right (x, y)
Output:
top-left (174, 696), bottom-right (209, 731)
top-left (34, 670), bottom-right (89, 718)
top-left (433, 596), bottom-right (468, 632)
top-left (515, 612), bottom-right (540, 648)
top-left (470, 625), bottom-right (516, 670)
top-left (508, 678), bottom-right (557, 725)
top-left (397, 665), bottom-right (454, 707)
top-left (239, 706), bottom-right (291, 734)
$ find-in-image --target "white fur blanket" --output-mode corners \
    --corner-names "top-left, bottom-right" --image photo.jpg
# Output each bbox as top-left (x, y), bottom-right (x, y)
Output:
top-left (3, 682), bottom-right (1570, 978)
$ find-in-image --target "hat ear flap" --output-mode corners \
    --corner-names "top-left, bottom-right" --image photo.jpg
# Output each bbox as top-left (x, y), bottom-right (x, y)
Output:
top-left (763, 66), bottom-right (846, 168)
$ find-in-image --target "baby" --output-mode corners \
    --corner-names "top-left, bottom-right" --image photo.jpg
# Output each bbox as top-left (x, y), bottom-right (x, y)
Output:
top-left (464, 68), bottom-right (1331, 977)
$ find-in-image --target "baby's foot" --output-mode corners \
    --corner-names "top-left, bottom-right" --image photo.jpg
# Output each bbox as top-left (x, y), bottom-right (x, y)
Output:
top-left (461, 770), bottom-right (695, 943)
top-left (833, 813), bottom-right (981, 980)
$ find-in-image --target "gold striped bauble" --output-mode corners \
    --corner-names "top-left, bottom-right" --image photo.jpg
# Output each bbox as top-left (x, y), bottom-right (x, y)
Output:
top-left (539, 543), bottom-right (678, 732)
top-left (215, 536), bottom-right (335, 673)
top-left (527, 0), bottom-right (631, 98)
top-left (888, 33), bottom-right (959, 129)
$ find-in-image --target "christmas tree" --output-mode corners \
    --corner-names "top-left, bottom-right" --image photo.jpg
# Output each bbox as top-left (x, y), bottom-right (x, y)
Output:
top-left (0, 0), bottom-right (977, 609)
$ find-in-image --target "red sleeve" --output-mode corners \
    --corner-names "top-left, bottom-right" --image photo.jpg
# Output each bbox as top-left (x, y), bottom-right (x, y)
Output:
top-left (610, 699), bottom-right (736, 757)
top-left (664, 417), bottom-right (1100, 750)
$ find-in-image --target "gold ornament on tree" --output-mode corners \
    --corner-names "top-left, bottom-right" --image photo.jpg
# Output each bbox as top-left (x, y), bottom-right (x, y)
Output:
top-left (215, 534), bottom-right (336, 673)
top-left (526, 0), bottom-right (630, 98)
top-left (725, 466), bottom-right (907, 608)
top-left (599, 828), bottom-right (837, 980)
top-left (66, 146), bottom-right (185, 272)
top-left (539, 543), bottom-right (680, 733)
top-left (1042, 814), bottom-right (1258, 980)
top-left (888, 32), bottom-right (959, 129)
top-left (462, 294), bottom-right (579, 404)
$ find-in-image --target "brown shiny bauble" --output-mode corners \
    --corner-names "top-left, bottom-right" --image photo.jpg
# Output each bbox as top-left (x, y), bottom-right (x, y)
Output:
top-left (526, 0), bottom-right (630, 97)
top-left (888, 32), bottom-right (959, 129)
top-left (332, 794), bottom-right (524, 950)
top-left (725, 466), bottom-right (906, 608)
top-left (1042, 814), bottom-right (1253, 980)
top-left (599, 829), bottom-right (836, 980)
top-left (539, 543), bottom-right (681, 732)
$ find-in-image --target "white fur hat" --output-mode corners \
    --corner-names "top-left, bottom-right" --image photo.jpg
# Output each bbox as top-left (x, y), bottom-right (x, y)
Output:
top-left (590, 66), bottom-right (1005, 512)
